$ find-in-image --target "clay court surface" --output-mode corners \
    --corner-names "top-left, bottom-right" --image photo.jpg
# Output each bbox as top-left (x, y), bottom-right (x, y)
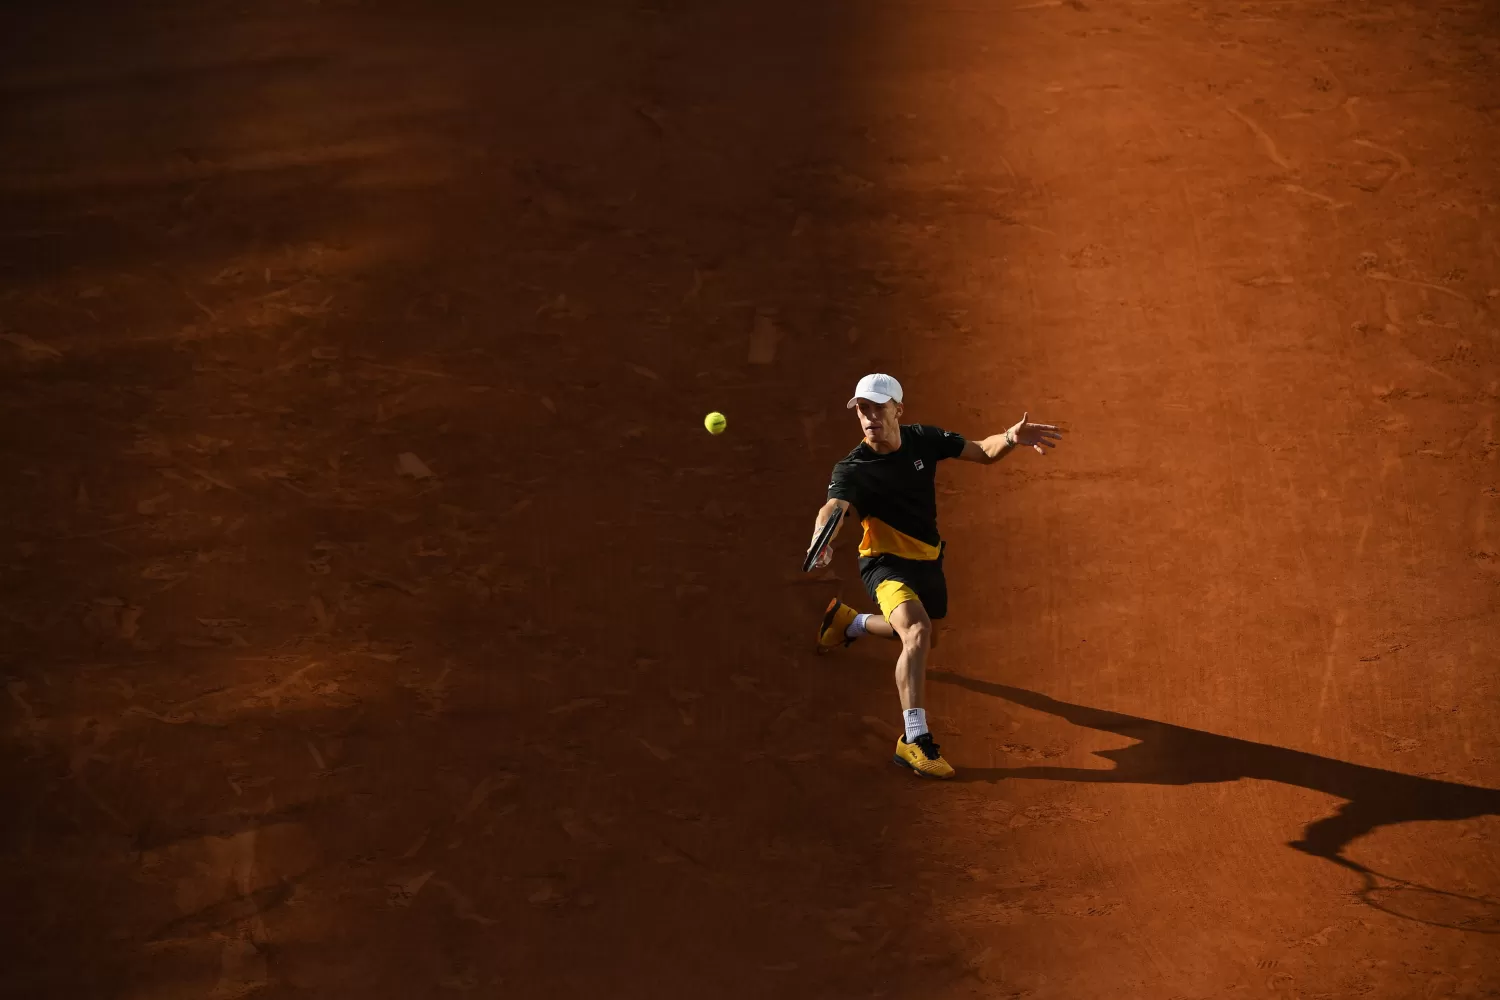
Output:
top-left (2, 1), bottom-right (1498, 996)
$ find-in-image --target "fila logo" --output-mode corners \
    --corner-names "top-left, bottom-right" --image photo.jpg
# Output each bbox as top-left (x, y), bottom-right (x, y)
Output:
top-left (913, 459), bottom-right (924, 470)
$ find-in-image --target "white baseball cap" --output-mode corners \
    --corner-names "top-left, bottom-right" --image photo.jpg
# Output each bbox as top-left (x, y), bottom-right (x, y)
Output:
top-left (847, 373), bottom-right (903, 408)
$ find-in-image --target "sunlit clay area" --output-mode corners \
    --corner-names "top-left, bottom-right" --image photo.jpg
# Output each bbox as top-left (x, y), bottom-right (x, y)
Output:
top-left (2, 2), bottom-right (1498, 997)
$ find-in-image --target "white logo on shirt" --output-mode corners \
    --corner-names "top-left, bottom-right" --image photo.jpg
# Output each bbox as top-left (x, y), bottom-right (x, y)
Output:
top-left (913, 459), bottom-right (924, 471)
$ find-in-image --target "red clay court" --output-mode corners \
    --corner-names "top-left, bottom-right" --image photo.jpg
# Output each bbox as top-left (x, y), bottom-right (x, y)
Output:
top-left (1, 1), bottom-right (1497, 997)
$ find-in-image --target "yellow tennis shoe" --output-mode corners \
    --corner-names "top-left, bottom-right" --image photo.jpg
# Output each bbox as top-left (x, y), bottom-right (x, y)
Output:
top-left (893, 733), bottom-right (955, 779)
top-left (816, 598), bottom-right (858, 653)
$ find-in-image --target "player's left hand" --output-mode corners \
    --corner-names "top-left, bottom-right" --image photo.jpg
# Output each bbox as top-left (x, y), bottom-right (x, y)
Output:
top-left (1007, 412), bottom-right (1063, 455)
top-left (811, 544), bottom-right (834, 570)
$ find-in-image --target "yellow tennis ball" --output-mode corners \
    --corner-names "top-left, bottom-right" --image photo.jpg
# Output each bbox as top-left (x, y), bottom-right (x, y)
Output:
top-left (704, 411), bottom-right (727, 435)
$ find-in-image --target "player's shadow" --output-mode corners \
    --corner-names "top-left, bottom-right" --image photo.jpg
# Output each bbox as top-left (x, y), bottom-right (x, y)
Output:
top-left (934, 671), bottom-right (1500, 899)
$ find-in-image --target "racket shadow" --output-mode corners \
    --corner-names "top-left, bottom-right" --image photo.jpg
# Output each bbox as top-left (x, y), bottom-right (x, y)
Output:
top-left (933, 670), bottom-right (1500, 930)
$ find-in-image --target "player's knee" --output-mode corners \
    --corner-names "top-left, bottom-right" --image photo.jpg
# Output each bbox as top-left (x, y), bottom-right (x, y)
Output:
top-left (897, 617), bottom-right (932, 651)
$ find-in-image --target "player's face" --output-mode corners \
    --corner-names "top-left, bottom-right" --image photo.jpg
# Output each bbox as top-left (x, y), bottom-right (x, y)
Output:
top-left (855, 398), bottom-right (902, 445)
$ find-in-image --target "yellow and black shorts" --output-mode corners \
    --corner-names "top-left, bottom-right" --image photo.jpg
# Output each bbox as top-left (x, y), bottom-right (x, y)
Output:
top-left (859, 547), bottom-right (948, 621)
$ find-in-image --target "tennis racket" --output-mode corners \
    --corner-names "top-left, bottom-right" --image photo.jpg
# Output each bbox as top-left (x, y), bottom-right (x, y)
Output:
top-left (802, 505), bottom-right (844, 573)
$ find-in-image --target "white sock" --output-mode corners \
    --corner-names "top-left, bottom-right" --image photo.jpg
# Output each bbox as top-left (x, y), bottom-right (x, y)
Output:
top-left (845, 613), bottom-right (872, 639)
top-left (902, 707), bottom-right (928, 743)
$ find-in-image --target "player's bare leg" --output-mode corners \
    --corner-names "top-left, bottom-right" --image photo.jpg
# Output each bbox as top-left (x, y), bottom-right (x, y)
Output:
top-left (816, 601), bottom-right (941, 652)
top-left (856, 613), bottom-right (937, 646)
top-left (888, 600), bottom-right (931, 710)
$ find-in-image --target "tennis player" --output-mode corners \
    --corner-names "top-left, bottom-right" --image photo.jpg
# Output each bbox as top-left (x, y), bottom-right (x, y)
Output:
top-left (807, 373), bottom-right (1062, 778)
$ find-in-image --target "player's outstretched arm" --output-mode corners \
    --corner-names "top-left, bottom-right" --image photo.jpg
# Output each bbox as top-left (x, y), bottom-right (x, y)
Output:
top-left (807, 498), bottom-right (855, 569)
top-left (957, 412), bottom-right (1062, 464)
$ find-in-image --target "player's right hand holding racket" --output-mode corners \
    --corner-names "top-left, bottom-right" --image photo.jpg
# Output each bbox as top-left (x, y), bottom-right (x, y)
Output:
top-left (803, 502), bottom-right (846, 573)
